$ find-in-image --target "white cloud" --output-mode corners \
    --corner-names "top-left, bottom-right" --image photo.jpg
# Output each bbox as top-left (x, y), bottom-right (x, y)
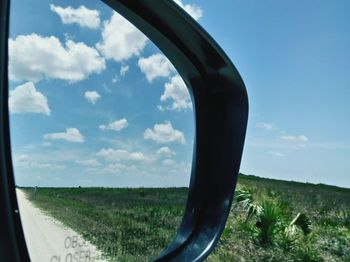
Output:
top-left (281, 135), bottom-right (309, 142)
top-left (96, 12), bottom-right (148, 62)
top-left (157, 105), bottom-right (165, 112)
top-left (84, 91), bottom-right (101, 104)
top-left (9, 34), bottom-right (105, 82)
top-left (144, 121), bottom-right (185, 144)
top-left (75, 159), bottom-right (101, 167)
top-left (269, 151), bottom-right (284, 157)
top-left (156, 147), bottom-right (175, 157)
top-left (32, 163), bottom-right (66, 170)
top-left (50, 5), bottom-right (100, 29)
top-left (173, 0), bottom-right (203, 20)
top-left (13, 154), bottom-right (66, 170)
top-left (161, 74), bottom-right (192, 111)
top-left (138, 53), bottom-right (175, 82)
top-left (97, 148), bottom-right (145, 162)
top-left (101, 163), bottom-right (128, 174)
top-left (9, 82), bottom-right (50, 115)
top-left (162, 159), bottom-right (175, 166)
top-left (99, 118), bottom-right (128, 131)
top-left (112, 64), bottom-right (130, 83)
top-left (13, 154), bottom-right (29, 167)
top-left (44, 128), bottom-right (84, 143)
top-left (120, 64), bottom-right (129, 76)
top-left (257, 122), bottom-right (277, 131)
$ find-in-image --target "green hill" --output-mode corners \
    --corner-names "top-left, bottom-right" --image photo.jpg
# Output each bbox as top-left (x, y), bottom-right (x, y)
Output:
top-left (21, 174), bottom-right (350, 261)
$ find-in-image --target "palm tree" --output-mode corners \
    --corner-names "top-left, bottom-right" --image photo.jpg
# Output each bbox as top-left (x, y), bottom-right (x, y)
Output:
top-left (255, 200), bottom-right (281, 246)
top-left (234, 185), bottom-right (311, 247)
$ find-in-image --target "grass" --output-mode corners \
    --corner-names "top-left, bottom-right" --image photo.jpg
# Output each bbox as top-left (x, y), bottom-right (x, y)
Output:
top-left (210, 175), bottom-right (350, 262)
top-left (22, 187), bottom-right (188, 261)
top-left (21, 174), bottom-right (350, 261)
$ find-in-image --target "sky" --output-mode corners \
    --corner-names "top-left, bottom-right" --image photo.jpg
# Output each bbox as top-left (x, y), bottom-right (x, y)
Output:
top-left (8, 0), bottom-right (350, 188)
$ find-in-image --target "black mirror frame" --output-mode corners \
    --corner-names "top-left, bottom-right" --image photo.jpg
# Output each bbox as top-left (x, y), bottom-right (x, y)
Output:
top-left (0, 0), bottom-right (248, 261)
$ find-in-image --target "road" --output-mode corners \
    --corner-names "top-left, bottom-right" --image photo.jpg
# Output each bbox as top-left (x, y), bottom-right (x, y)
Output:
top-left (16, 189), bottom-right (107, 262)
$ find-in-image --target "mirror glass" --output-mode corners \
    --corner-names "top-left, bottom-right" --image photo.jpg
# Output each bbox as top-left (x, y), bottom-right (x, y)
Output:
top-left (9, 0), bottom-right (198, 261)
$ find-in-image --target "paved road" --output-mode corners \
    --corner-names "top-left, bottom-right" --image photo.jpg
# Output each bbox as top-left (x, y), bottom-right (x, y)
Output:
top-left (16, 189), bottom-right (107, 262)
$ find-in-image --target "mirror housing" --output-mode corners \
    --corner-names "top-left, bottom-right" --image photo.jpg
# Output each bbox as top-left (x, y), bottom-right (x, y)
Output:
top-left (0, 1), bottom-right (248, 261)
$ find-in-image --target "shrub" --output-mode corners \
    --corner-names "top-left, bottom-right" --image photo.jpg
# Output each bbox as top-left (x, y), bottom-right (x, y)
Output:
top-left (255, 200), bottom-right (281, 246)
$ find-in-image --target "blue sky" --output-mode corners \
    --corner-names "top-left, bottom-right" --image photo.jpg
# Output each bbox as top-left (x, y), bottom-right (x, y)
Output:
top-left (8, 0), bottom-right (350, 188)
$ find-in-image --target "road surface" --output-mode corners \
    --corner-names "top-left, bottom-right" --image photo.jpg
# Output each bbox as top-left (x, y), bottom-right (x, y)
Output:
top-left (16, 189), bottom-right (107, 262)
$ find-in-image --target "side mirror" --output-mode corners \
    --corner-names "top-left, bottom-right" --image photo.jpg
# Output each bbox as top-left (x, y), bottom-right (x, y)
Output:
top-left (0, 0), bottom-right (248, 261)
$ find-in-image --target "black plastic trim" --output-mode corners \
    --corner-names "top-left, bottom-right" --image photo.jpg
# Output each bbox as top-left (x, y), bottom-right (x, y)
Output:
top-left (0, 0), bottom-right (32, 261)
top-left (0, 1), bottom-right (248, 261)
top-left (100, 1), bottom-right (248, 260)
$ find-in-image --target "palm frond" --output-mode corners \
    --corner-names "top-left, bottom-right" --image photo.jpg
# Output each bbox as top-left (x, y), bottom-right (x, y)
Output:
top-left (234, 186), bottom-right (262, 220)
top-left (290, 213), bottom-right (311, 235)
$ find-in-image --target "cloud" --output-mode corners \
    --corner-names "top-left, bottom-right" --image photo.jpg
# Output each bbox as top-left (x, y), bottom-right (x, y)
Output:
top-left (162, 159), bottom-right (175, 166)
top-left (99, 118), bottom-right (128, 131)
top-left (156, 147), bottom-right (175, 157)
top-left (257, 122), bottom-right (277, 131)
top-left (44, 128), bottom-right (84, 143)
top-left (31, 163), bottom-right (66, 170)
top-left (112, 64), bottom-right (130, 83)
top-left (50, 5), bottom-right (100, 29)
top-left (161, 74), bottom-right (192, 111)
top-left (9, 34), bottom-right (105, 82)
top-left (173, 0), bottom-right (203, 20)
top-left (157, 105), bottom-right (165, 112)
top-left (269, 151), bottom-right (284, 157)
top-left (9, 82), bottom-right (50, 115)
top-left (120, 64), bottom-right (129, 76)
top-left (96, 12), bottom-right (148, 62)
top-left (84, 91), bottom-right (101, 104)
top-left (101, 163), bottom-right (128, 174)
top-left (13, 154), bottom-right (29, 166)
top-left (13, 154), bottom-right (66, 170)
top-left (97, 148), bottom-right (145, 162)
top-left (75, 159), bottom-right (101, 167)
top-left (144, 121), bottom-right (185, 144)
top-left (281, 135), bottom-right (309, 142)
top-left (138, 53), bottom-right (175, 82)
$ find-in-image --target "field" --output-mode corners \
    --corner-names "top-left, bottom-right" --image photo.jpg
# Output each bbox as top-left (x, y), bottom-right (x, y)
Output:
top-left (21, 174), bottom-right (350, 261)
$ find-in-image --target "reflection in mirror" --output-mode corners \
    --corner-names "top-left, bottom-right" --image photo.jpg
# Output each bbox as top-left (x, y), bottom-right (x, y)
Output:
top-left (9, 0), bottom-right (200, 261)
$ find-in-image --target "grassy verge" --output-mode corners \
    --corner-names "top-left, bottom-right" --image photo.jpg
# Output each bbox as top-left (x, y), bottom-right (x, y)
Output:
top-left (22, 187), bottom-right (188, 261)
top-left (21, 174), bottom-right (350, 261)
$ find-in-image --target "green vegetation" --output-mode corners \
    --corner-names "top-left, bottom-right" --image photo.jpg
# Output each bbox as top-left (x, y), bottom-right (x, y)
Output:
top-left (210, 175), bottom-right (350, 262)
top-left (22, 187), bottom-right (188, 261)
top-left (22, 174), bottom-right (350, 261)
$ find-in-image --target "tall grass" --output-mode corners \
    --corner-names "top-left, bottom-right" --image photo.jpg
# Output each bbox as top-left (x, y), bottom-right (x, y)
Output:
top-left (21, 174), bottom-right (350, 262)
